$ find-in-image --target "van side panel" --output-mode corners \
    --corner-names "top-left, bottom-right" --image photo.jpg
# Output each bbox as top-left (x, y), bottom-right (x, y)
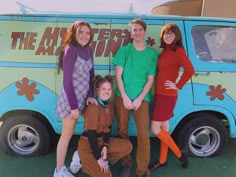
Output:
top-left (184, 20), bottom-right (236, 137)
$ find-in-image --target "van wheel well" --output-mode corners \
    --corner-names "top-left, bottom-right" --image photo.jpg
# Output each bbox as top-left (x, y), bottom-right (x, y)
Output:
top-left (0, 110), bottom-right (57, 156)
top-left (173, 111), bottom-right (228, 136)
top-left (173, 111), bottom-right (228, 157)
top-left (2, 110), bottom-right (56, 135)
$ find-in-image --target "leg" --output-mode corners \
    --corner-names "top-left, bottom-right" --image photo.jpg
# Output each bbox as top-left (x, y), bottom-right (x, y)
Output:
top-left (132, 101), bottom-right (150, 176)
top-left (159, 121), bottom-right (169, 164)
top-left (151, 121), bottom-right (169, 164)
top-left (149, 121), bottom-right (169, 170)
top-left (114, 95), bottom-right (132, 166)
top-left (56, 117), bottom-right (76, 171)
top-left (155, 127), bottom-right (188, 168)
top-left (107, 138), bottom-right (133, 165)
top-left (151, 120), bottom-right (181, 158)
top-left (78, 138), bottom-right (113, 177)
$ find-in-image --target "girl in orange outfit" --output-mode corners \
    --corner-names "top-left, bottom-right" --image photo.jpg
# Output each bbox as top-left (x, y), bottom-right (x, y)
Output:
top-left (149, 24), bottom-right (195, 170)
top-left (78, 75), bottom-right (133, 177)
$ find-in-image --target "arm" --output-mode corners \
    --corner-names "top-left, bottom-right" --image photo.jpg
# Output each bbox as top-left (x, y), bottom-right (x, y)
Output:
top-left (87, 130), bottom-right (101, 160)
top-left (165, 48), bottom-right (195, 90)
top-left (100, 125), bottom-right (111, 161)
top-left (87, 130), bottom-right (110, 173)
top-left (63, 46), bottom-right (78, 110)
top-left (115, 66), bottom-right (133, 110)
top-left (101, 125), bottom-right (111, 149)
top-left (85, 104), bottom-right (109, 172)
top-left (176, 48), bottom-right (195, 89)
top-left (132, 75), bottom-right (155, 110)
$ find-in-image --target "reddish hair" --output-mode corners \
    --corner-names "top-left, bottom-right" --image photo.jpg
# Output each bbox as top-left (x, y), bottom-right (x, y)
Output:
top-left (58, 21), bottom-right (93, 69)
top-left (63, 20), bottom-right (93, 47)
top-left (160, 24), bottom-right (183, 51)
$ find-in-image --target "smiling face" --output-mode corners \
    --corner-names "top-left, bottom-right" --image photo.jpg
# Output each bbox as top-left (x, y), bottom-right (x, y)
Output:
top-left (75, 25), bottom-right (91, 47)
top-left (163, 31), bottom-right (176, 45)
top-left (160, 24), bottom-right (183, 49)
top-left (131, 23), bottom-right (146, 43)
top-left (96, 81), bottom-right (112, 101)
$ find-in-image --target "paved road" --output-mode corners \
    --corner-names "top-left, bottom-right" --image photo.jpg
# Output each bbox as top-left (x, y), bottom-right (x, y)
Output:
top-left (0, 136), bottom-right (236, 177)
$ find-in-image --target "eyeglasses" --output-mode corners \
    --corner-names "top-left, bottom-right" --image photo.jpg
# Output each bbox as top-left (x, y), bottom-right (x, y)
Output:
top-left (164, 32), bottom-right (175, 37)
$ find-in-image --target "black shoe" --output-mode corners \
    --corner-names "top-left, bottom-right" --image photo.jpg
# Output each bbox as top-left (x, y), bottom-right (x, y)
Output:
top-left (179, 150), bottom-right (188, 169)
top-left (148, 160), bottom-right (168, 171)
top-left (120, 166), bottom-right (131, 177)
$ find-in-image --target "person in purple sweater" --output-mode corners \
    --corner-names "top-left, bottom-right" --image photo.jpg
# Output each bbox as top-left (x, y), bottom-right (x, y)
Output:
top-left (54, 20), bottom-right (97, 177)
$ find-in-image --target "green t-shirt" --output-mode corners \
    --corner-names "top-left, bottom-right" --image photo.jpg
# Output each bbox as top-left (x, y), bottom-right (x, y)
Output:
top-left (112, 43), bottom-right (158, 102)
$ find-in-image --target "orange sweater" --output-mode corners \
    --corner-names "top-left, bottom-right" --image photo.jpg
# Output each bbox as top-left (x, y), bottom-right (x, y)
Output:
top-left (155, 46), bottom-right (194, 96)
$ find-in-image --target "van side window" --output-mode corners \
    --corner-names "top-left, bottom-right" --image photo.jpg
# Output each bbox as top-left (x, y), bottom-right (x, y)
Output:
top-left (192, 25), bottom-right (236, 63)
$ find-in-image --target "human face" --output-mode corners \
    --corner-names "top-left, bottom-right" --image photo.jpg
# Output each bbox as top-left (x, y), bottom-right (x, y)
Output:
top-left (75, 25), bottom-right (91, 46)
top-left (131, 23), bottom-right (146, 43)
top-left (97, 82), bottom-right (112, 101)
top-left (163, 31), bottom-right (175, 45)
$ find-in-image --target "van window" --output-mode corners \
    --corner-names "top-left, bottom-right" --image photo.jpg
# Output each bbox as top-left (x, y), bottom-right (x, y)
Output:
top-left (191, 25), bottom-right (236, 63)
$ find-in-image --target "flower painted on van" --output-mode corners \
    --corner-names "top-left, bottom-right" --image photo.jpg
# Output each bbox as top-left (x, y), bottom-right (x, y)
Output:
top-left (146, 37), bottom-right (156, 47)
top-left (206, 84), bottom-right (226, 101)
top-left (15, 77), bottom-right (40, 101)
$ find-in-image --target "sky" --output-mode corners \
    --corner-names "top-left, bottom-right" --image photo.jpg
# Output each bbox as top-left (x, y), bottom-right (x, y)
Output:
top-left (1, 0), bottom-right (173, 14)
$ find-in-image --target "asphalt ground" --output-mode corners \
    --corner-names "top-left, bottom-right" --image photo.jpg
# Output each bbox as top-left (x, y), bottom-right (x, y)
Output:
top-left (0, 136), bottom-right (236, 177)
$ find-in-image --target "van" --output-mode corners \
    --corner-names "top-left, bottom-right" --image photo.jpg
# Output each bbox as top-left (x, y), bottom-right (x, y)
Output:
top-left (0, 13), bottom-right (235, 158)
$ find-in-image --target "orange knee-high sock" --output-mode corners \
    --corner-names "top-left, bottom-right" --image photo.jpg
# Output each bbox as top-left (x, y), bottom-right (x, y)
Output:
top-left (157, 130), bottom-right (181, 158)
top-left (159, 141), bottom-right (168, 164)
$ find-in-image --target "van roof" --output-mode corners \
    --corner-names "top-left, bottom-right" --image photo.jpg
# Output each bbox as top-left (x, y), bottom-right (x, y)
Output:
top-left (1, 13), bottom-right (236, 23)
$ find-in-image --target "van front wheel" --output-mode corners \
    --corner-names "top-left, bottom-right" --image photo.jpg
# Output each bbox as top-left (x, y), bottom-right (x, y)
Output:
top-left (176, 114), bottom-right (228, 157)
top-left (0, 114), bottom-right (51, 157)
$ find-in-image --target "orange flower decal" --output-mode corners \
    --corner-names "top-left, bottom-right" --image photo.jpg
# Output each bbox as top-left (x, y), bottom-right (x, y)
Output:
top-left (206, 84), bottom-right (226, 101)
top-left (146, 37), bottom-right (156, 47)
top-left (15, 77), bottom-right (40, 101)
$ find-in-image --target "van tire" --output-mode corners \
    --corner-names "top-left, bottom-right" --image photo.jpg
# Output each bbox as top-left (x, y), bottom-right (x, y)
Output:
top-left (0, 114), bottom-right (51, 157)
top-left (176, 114), bottom-right (228, 157)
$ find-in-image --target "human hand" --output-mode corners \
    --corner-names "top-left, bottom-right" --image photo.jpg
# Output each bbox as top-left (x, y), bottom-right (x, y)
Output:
top-left (97, 158), bottom-right (109, 173)
top-left (69, 109), bottom-right (80, 120)
top-left (101, 146), bottom-right (108, 160)
top-left (164, 80), bottom-right (178, 90)
top-left (132, 97), bottom-right (142, 110)
top-left (86, 97), bottom-right (98, 105)
top-left (123, 95), bottom-right (133, 110)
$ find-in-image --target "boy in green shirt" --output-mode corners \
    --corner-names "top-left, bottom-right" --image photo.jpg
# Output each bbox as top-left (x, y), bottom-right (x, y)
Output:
top-left (112, 19), bottom-right (158, 177)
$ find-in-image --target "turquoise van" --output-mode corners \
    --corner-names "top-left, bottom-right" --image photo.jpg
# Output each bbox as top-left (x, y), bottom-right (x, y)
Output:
top-left (0, 13), bottom-right (235, 158)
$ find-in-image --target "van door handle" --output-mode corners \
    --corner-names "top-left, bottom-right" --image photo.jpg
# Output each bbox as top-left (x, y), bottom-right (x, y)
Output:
top-left (194, 72), bottom-right (210, 76)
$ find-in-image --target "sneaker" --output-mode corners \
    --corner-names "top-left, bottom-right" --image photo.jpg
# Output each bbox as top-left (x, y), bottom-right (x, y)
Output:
top-left (69, 150), bottom-right (82, 174)
top-left (120, 166), bottom-right (131, 177)
top-left (53, 166), bottom-right (74, 177)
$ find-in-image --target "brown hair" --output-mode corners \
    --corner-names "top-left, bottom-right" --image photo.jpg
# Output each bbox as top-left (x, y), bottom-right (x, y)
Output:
top-left (58, 21), bottom-right (93, 69)
top-left (160, 24), bottom-right (183, 51)
top-left (93, 75), bottom-right (114, 90)
top-left (129, 18), bottom-right (147, 31)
